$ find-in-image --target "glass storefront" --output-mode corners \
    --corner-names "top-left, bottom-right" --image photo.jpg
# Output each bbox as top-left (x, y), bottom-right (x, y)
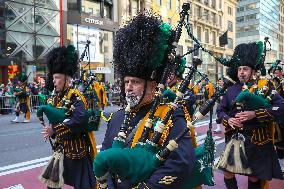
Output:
top-left (1, 0), bottom-right (60, 79)
top-left (67, 24), bottom-right (114, 81)
top-left (81, 0), bottom-right (112, 19)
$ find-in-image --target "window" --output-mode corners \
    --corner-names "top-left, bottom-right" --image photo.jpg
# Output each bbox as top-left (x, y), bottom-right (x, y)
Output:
top-left (212, 31), bottom-right (216, 45)
top-left (245, 14), bottom-right (257, 21)
top-left (68, 0), bottom-right (79, 11)
top-left (104, 3), bottom-right (112, 19)
top-left (88, 8), bottom-right (93, 14)
top-left (205, 29), bottom-right (209, 43)
top-left (246, 3), bottom-right (257, 10)
top-left (237, 6), bottom-right (244, 12)
top-left (176, 0), bottom-right (180, 12)
top-left (219, 15), bottom-right (222, 27)
top-left (212, 13), bottom-right (216, 24)
top-left (167, 0), bottom-right (172, 10)
top-left (204, 0), bottom-right (209, 6)
top-left (237, 16), bottom-right (244, 23)
top-left (204, 9), bottom-right (209, 20)
top-left (228, 21), bottom-right (233, 32)
top-left (157, 0), bottom-right (162, 6)
top-left (187, 46), bottom-right (193, 63)
top-left (219, 0), bottom-right (222, 9)
top-left (196, 5), bottom-right (202, 18)
top-left (228, 38), bottom-right (233, 49)
top-left (131, 0), bottom-right (139, 16)
top-left (82, 0), bottom-right (101, 17)
top-left (228, 6), bottom-right (232, 15)
top-left (197, 26), bottom-right (202, 40)
top-left (211, 0), bottom-right (216, 9)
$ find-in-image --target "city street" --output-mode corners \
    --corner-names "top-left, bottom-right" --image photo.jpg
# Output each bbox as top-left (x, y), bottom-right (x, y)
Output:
top-left (0, 106), bottom-right (283, 189)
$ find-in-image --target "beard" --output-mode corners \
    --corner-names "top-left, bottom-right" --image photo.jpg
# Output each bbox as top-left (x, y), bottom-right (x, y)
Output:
top-left (125, 92), bottom-right (142, 108)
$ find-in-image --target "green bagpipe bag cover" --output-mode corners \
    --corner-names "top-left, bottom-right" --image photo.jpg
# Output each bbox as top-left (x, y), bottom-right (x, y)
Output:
top-left (37, 105), bottom-right (66, 125)
top-left (37, 105), bottom-right (101, 131)
top-left (93, 143), bottom-right (161, 185)
top-left (85, 108), bottom-right (101, 131)
top-left (180, 145), bottom-right (214, 189)
top-left (235, 90), bottom-right (272, 109)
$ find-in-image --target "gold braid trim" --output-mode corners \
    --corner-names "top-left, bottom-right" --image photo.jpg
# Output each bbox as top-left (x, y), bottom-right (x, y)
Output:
top-left (51, 88), bottom-right (98, 160)
top-left (131, 105), bottom-right (173, 147)
top-left (182, 105), bottom-right (197, 148)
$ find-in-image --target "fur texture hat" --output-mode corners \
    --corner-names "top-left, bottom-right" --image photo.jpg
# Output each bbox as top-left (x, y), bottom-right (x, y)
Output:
top-left (113, 12), bottom-right (174, 82)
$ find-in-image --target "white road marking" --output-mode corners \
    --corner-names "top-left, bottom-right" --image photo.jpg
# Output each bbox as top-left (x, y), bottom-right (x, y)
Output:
top-left (3, 184), bottom-right (25, 189)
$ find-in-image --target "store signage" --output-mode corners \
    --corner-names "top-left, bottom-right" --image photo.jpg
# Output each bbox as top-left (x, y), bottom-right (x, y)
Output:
top-left (94, 67), bottom-right (111, 74)
top-left (85, 18), bottom-right (104, 26)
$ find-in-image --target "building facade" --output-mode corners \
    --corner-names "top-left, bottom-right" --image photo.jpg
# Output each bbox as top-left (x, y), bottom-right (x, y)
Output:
top-left (0, 0), bottom-right (61, 84)
top-left (64, 0), bottom-right (118, 83)
top-left (149, 0), bottom-right (237, 82)
top-left (236, 0), bottom-right (280, 64)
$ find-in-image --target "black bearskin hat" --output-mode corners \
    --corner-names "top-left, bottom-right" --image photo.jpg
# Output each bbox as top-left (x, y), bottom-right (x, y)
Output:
top-left (113, 12), bottom-right (174, 82)
top-left (268, 60), bottom-right (282, 75)
top-left (45, 45), bottom-right (78, 90)
top-left (226, 41), bottom-right (265, 82)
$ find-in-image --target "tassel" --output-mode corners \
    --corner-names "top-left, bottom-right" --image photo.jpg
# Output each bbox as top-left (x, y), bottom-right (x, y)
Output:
top-left (42, 157), bottom-right (55, 179)
top-left (39, 151), bottom-right (64, 188)
top-left (240, 143), bottom-right (249, 169)
top-left (216, 137), bottom-right (252, 175)
top-left (227, 144), bottom-right (235, 166)
top-left (50, 158), bottom-right (59, 182)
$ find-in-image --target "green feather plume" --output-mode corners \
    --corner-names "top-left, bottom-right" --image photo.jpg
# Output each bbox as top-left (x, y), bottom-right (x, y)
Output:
top-left (176, 57), bottom-right (186, 77)
top-left (162, 89), bottom-right (177, 102)
top-left (256, 41), bottom-right (264, 66)
top-left (150, 23), bottom-right (172, 69)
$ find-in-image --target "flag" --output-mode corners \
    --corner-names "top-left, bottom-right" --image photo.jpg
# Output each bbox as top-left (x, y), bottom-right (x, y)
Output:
top-left (219, 31), bottom-right (228, 47)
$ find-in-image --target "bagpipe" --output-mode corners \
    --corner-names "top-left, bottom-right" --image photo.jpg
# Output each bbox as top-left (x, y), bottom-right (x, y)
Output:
top-left (93, 3), bottom-right (236, 188)
top-left (37, 74), bottom-right (101, 132)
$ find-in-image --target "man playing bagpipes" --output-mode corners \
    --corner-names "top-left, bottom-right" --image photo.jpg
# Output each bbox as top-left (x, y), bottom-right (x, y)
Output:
top-left (11, 73), bottom-right (31, 123)
top-left (39, 45), bottom-right (97, 189)
top-left (166, 57), bottom-right (197, 119)
top-left (268, 61), bottom-right (284, 169)
top-left (99, 13), bottom-right (196, 188)
top-left (216, 42), bottom-right (284, 189)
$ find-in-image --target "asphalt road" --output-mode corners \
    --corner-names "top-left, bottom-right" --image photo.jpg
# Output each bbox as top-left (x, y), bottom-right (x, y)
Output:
top-left (0, 105), bottom-right (120, 167)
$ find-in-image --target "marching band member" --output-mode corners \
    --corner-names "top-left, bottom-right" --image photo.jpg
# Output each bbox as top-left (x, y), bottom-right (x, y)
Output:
top-left (11, 74), bottom-right (31, 123)
top-left (268, 62), bottom-right (284, 170)
top-left (101, 13), bottom-right (195, 189)
top-left (217, 42), bottom-right (284, 189)
top-left (40, 45), bottom-right (97, 189)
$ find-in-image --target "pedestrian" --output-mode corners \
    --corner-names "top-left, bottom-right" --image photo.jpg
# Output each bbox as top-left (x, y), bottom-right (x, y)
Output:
top-left (100, 12), bottom-right (195, 188)
top-left (216, 42), bottom-right (284, 189)
top-left (40, 45), bottom-right (97, 189)
top-left (214, 77), bottom-right (224, 134)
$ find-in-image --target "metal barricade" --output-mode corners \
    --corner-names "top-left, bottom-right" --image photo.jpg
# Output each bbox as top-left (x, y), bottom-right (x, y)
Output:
top-left (0, 96), bottom-right (15, 112)
top-left (30, 95), bottom-right (46, 110)
top-left (111, 91), bottom-right (121, 106)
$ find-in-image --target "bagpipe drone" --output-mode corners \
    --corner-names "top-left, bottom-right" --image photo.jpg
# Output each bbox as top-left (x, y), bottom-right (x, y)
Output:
top-left (93, 3), bottom-right (237, 189)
